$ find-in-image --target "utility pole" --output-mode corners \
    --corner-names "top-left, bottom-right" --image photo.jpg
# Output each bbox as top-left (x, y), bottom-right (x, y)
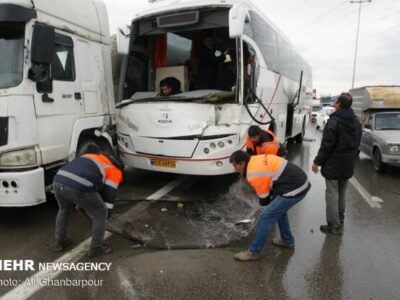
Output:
top-left (350, 0), bottom-right (371, 89)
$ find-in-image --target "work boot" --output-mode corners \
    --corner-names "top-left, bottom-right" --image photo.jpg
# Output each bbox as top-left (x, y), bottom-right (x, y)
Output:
top-left (87, 243), bottom-right (113, 258)
top-left (320, 225), bottom-right (343, 235)
top-left (52, 238), bottom-right (73, 252)
top-left (233, 251), bottom-right (260, 261)
top-left (272, 239), bottom-right (295, 249)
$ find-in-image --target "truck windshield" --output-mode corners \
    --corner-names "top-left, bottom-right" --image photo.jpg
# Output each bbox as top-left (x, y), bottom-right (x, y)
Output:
top-left (0, 23), bottom-right (25, 89)
top-left (375, 113), bottom-right (400, 130)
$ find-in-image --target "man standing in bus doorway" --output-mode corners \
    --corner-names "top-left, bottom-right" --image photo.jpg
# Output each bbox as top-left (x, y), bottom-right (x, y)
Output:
top-left (230, 151), bottom-right (311, 261)
top-left (246, 125), bottom-right (284, 156)
top-left (312, 92), bottom-right (362, 235)
top-left (52, 144), bottom-right (124, 257)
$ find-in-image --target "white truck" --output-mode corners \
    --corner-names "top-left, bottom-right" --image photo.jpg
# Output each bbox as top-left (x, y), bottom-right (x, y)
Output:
top-left (115, 0), bottom-right (313, 175)
top-left (0, 0), bottom-right (116, 206)
top-left (350, 86), bottom-right (400, 172)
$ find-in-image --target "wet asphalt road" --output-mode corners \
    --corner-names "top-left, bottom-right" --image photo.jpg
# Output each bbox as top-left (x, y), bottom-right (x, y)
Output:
top-left (0, 123), bottom-right (400, 300)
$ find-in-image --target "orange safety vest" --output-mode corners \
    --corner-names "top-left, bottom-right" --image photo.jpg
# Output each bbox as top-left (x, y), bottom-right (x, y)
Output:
top-left (83, 153), bottom-right (123, 189)
top-left (246, 154), bottom-right (287, 198)
top-left (246, 129), bottom-right (280, 155)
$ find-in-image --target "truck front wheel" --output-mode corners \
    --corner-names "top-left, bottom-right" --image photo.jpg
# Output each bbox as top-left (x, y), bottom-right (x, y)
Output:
top-left (76, 137), bottom-right (113, 158)
top-left (373, 148), bottom-right (386, 173)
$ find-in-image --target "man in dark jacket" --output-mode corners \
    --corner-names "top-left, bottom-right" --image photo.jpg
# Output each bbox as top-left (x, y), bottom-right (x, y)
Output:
top-left (52, 144), bottom-right (124, 257)
top-left (312, 93), bottom-right (362, 234)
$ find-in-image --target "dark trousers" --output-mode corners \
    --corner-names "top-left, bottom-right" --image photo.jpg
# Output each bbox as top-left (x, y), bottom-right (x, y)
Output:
top-left (53, 182), bottom-right (107, 250)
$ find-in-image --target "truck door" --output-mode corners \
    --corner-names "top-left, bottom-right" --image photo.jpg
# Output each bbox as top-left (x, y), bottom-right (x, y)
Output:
top-left (33, 32), bottom-right (83, 165)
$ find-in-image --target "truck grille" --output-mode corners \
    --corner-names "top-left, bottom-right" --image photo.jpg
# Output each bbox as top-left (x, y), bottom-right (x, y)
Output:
top-left (0, 117), bottom-right (8, 146)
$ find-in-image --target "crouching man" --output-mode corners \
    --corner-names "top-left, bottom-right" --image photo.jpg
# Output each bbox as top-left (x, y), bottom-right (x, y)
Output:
top-left (52, 144), bottom-right (123, 257)
top-left (229, 151), bottom-right (311, 261)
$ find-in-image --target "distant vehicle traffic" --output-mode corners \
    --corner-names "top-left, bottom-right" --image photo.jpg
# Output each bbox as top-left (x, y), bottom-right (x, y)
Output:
top-left (311, 99), bottom-right (321, 122)
top-left (350, 86), bottom-right (400, 172)
top-left (316, 106), bottom-right (335, 130)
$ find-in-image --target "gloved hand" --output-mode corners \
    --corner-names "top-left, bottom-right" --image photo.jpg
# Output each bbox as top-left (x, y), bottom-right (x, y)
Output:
top-left (259, 195), bottom-right (276, 206)
top-left (107, 208), bottom-right (113, 220)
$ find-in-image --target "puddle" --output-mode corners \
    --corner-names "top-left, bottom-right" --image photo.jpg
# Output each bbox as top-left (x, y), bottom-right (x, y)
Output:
top-left (107, 178), bottom-right (259, 249)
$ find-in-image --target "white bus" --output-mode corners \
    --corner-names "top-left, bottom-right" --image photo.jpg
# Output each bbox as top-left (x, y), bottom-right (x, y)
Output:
top-left (116, 0), bottom-right (312, 175)
top-left (0, 0), bottom-right (116, 206)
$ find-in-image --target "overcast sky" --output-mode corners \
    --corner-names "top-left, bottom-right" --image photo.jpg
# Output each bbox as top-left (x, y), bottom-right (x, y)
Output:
top-left (103, 0), bottom-right (400, 96)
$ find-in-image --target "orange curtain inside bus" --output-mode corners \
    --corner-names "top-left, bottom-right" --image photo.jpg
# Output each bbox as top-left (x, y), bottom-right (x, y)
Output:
top-left (154, 34), bottom-right (167, 69)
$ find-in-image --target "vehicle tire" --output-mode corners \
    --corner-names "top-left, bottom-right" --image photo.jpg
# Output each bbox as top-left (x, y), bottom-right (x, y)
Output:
top-left (76, 137), bottom-right (113, 158)
top-left (294, 118), bottom-right (305, 144)
top-left (373, 148), bottom-right (386, 173)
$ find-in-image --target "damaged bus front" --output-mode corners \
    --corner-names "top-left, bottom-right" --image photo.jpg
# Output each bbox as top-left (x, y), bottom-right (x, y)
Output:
top-left (116, 0), bottom-right (312, 175)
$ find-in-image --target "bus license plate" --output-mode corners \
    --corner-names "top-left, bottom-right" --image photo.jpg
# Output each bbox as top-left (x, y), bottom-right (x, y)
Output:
top-left (151, 159), bottom-right (176, 168)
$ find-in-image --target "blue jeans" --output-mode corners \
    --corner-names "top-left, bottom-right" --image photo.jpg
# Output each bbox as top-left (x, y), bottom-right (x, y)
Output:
top-left (249, 193), bottom-right (306, 254)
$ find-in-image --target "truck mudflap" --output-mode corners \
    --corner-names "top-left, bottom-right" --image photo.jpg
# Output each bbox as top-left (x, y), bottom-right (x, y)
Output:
top-left (0, 168), bottom-right (46, 207)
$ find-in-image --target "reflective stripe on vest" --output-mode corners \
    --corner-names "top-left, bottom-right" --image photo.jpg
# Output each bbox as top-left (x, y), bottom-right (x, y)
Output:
top-left (246, 155), bottom-right (287, 198)
top-left (246, 129), bottom-right (279, 155)
top-left (57, 170), bottom-right (94, 188)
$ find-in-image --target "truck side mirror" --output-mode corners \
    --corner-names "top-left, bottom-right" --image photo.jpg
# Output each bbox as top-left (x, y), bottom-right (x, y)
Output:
top-left (116, 25), bottom-right (130, 55)
top-left (31, 23), bottom-right (55, 64)
top-left (28, 23), bottom-right (55, 83)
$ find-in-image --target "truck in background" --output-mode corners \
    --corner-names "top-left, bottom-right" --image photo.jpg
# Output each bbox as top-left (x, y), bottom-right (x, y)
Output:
top-left (0, 0), bottom-right (116, 207)
top-left (349, 86), bottom-right (400, 172)
top-left (115, 0), bottom-right (313, 176)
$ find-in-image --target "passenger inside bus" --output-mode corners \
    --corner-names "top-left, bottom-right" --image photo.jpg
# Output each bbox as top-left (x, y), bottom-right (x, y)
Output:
top-left (159, 77), bottom-right (182, 96)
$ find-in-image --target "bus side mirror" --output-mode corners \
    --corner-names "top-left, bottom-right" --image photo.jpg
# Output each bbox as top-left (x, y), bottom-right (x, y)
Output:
top-left (229, 4), bottom-right (249, 38)
top-left (28, 23), bottom-right (54, 83)
top-left (116, 25), bottom-right (130, 55)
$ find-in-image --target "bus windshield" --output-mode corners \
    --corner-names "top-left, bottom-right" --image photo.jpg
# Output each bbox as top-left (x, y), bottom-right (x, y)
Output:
top-left (121, 8), bottom-right (239, 104)
top-left (0, 22), bottom-right (25, 89)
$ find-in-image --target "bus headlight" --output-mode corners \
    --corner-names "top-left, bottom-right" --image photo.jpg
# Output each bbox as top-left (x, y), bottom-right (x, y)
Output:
top-left (218, 141), bottom-right (225, 148)
top-left (204, 148), bottom-right (210, 154)
top-left (210, 143), bottom-right (216, 149)
top-left (387, 144), bottom-right (400, 154)
top-left (0, 148), bottom-right (37, 166)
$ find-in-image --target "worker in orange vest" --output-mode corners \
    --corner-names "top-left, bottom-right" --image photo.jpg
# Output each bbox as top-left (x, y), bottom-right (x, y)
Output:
top-left (52, 144), bottom-right (123, 257)
top-left (246, 125), bottom-right (281, 156)
top-left (230, 151), bottom-right (310, 261)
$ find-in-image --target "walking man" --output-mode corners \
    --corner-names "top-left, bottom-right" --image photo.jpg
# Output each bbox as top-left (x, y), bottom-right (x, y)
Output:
top-left (52, 144), bottom-right (123, 257)
top-left (312, 92), bottom-right (362, 234)
top-left (230, 151), bottom-right (311, 261)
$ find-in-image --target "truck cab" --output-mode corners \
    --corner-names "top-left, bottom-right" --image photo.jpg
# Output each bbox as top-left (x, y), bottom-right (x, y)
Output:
top-left (0, 0), bottom-right (115, 206)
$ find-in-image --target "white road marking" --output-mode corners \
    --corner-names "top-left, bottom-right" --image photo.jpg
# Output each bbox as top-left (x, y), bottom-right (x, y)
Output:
top-left (349, 177), bottom-right (383, 208)
top-left (146, 176), bottom-right (188, 200)
top-left (1, 176), bottom-right (188, 300)
top-left (117, 267), bottom-right (139, 300)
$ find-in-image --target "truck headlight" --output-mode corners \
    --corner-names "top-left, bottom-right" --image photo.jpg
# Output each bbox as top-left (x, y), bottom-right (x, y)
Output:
top-left (387, 144), bottom-right (400, 154)
top-left (0, 148), bottom-right (37, 166)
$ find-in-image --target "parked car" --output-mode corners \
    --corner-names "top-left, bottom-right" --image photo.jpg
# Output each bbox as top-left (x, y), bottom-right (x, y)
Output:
top-left (359, 111), bottom-right (400, 172)
top-left (316, 106), bottom-right (335, 130)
